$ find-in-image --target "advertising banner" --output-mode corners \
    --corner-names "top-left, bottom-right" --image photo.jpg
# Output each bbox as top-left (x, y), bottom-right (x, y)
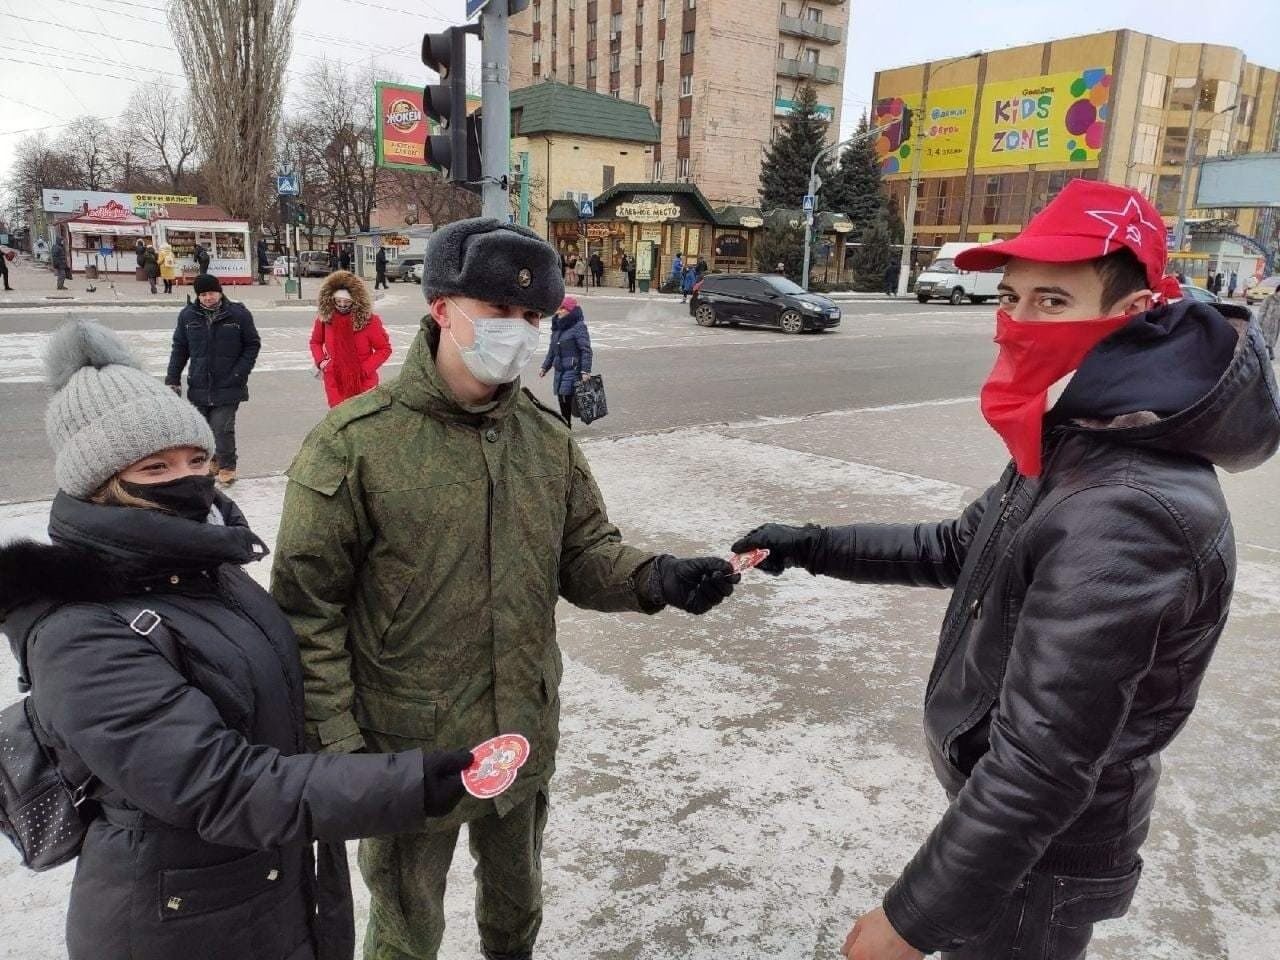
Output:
top-left (873, 84), bottom-right (975, 175)
top-left (874, 67), bottom-right (1112, 174)
top-left (376, 82), bottom-right (435, 172)
top-left (973, 68), bottom-right (1111, 168)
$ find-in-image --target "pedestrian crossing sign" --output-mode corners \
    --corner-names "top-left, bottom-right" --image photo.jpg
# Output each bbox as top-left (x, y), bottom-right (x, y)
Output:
top-left (277, 174), bottom-right (300, 196)
top-left (802, 195), bottom-right (815, 214)
top-left (579, 199), bottom-right (595, 219)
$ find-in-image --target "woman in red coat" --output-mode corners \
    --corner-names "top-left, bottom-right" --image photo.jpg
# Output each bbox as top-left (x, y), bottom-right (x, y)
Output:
top-left (310, 269), bottom-right (393, 407)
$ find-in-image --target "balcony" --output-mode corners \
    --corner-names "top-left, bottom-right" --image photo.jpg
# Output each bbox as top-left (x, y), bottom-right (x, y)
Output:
top-left (776, 57), bottom-right (840, 84)
top-left (778, 15), bottom-right (843, 44)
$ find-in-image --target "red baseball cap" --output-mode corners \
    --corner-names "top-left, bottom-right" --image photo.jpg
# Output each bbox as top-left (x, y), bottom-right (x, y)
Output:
top-left (954, 179), bottom-right (1168, 289)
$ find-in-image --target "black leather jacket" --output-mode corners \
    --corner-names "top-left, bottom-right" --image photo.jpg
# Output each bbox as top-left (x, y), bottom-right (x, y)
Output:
top-left (803, 304), bottom-right (1280, 952)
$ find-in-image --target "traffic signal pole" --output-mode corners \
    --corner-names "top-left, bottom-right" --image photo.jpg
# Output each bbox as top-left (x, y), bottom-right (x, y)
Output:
top-left (479, 4), bottom-right (511, 220)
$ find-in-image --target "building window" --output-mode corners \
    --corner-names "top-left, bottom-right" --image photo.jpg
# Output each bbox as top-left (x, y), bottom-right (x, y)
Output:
top-left (1134, 171), bottom-right (1155, 200)
top-left (778, 42), bottom-right (786, 58)
top-left (1169, 77), bottom-right (1198, 111)
top-left (611, 12), bottom-right (621, 32)
top-left (603, 164), bottom-right (616, 189)
top-left (658, 38), bottom-right (666, 59)
top-left (636, 45), bottom-right (643, 64)
top-left (653, 160), bottom-right (664, 180)
top-left (779, 1), bottom-right (786, 12)
top-left (679, 156), bottom-right (691, 178)
top-left (1140, 71), bottom-right (1166, 109)
top-left (677, 116), bottom-right (691, 137)
top-left (610, 53), bottom-right (620, 72)
top-left (807, 7), bottom-right (822, 20)
top-left (775, 84), bottom-right (782, 101)
top-left (681, 30), bottom-right (694, 54)
top-left (532, 41), bottom-right (541, 62)
top-left (532, 2), bottom-right (540, 23)
top-left (1133, 122), bottom-right (1160, 165)
top-left (658, 0), bottom-right (666, 17)
top-left (637, 4), bottom-right (644, 25)
top-left (569, 64), bottom-right (576, 82)
top-left (588, 58), bottom-right (598, 77)
top-left (804, 48), bottom-right (819, 65)
top-left (686, 0), bottom-right (695, 8)
top-left (971, 173), bottom-right (1028, 225)
top-left (680, 73), bottom-right (692, 97)
top-left (655, 82), bottom-right (663, 102)
top-left (634, 88), bottom-right (643, 103)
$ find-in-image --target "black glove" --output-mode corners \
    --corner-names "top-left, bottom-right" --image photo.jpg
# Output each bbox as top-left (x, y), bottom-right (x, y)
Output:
top-left (650, 555), bottom-right (740, 614)
top-left (167, 383), bottom-right (181, 396)
top-left (731, 523), bottom-right (825, 576)
top-left (422, 749), bottom-right (474, 817)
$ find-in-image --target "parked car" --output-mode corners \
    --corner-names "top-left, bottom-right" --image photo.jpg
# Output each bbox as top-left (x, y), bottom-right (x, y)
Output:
top-left (386, 255), bottom-right (424, 283)
top-left (299, 251), bottom-right (332, 277)
top-left (405, 261), bottom-right (425, 284)
top-left (689, 273), bottom-right (841, 333)
top-left (1246, 275), bottom-right (1279, 306)
top-left (1179, 283), bottom-right (1221, 304)
top-left (914, 241), bottom-right (1004, 305)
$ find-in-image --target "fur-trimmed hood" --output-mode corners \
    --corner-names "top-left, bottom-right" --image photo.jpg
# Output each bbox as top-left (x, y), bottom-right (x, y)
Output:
top-left (317, 270), bottom-right (373, 330)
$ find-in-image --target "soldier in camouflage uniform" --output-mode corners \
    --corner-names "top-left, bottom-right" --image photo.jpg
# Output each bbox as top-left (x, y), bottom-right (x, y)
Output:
top-left (270, 218), bottom-right (739, 960)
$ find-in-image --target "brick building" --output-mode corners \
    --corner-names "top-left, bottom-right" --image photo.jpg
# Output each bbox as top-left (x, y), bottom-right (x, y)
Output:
top-left (509, 0), bottom-right (852, 206)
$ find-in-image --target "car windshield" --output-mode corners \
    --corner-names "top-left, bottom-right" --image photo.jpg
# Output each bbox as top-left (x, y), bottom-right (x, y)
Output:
top-left (927, 258), bottom-right (958, 274)
top-left (763, 276), bottom-right (806, 295)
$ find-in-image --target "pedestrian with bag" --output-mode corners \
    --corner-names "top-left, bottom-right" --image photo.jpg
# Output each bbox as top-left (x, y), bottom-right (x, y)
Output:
top-left (0, 319), bottom-right (475, 960)
top-left (310, 270), bottom-right (393, 408)
top-left (540, 295), bottom-right (593, 428)
top-left (143, 243), bottom-right (160, 295)
top-left (735, 180), bottom-right (1279, 960)
top-left (165, 274), bottom-right (261, 486)
top-left (271, 218), bottom-right (740, 960)
top-left (159, 244), bottom-right (177, 294)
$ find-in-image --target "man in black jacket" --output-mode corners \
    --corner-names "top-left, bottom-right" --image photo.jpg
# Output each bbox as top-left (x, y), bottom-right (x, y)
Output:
top-left (165, 273), bottom-right (261, 486)
top-left (735, 179), bottom-right (1280, 960)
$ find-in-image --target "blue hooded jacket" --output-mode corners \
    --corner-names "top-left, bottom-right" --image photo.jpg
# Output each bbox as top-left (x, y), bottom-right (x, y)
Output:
top-left (541, 305), bottom-right (593, 396)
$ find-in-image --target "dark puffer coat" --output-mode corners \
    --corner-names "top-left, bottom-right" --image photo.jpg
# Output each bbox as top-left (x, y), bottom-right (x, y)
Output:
top-left (166, 298), bottom-right (262, 406)
top-left (797, 302), bottom-right (1280, 952)
top-left (0, 493), bottom-right (429, 960)
top-left (540, 306), bottom-right (592, 397)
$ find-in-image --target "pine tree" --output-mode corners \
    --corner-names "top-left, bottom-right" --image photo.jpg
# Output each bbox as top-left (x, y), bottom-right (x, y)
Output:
top-left (753, 223), bottom-right (806, 283)
top-left (759, 85), bottom-right (834, 211)
top-left (851, 219), bottom-right (895, 291)
top-left (825, 112), bottom-right (890, 232)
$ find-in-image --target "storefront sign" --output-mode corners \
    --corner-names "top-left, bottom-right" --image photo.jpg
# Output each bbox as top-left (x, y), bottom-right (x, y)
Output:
top-left (615, 201), bottom-right (682, 223)
top-left (831, 219), bottom-right (854, 234)
top-left (41, 189), bottom-right (195, 215)
top-left (774, 98), bottom-right (835, 121)
top-left (83, 200), bottom-right (140, 222)
top-left (581, 223), bottom-right (619, 239)
top-left (375, 81), bottom-right (432, 172)
top-left (382, 234), bottom-right (411, 246)
top-left (640, 224), bottom-right (663, 244)
top-left (739, 215), bottom-right (764, 228)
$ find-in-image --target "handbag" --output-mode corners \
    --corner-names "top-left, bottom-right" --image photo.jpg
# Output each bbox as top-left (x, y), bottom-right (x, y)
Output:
top-left (0, 606), bottom-right (183, 871)
top-left (572, 373), bottom-right (609, 425)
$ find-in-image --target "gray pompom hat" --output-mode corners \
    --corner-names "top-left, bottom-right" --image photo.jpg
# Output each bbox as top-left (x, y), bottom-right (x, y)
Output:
top-left (422, 218), bottom-right (565, 316)
top-left (43, 320), bottom-right (216, 497)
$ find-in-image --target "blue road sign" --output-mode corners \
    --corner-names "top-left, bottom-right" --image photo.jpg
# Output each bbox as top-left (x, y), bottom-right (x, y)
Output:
top-left (802, 195), bottom-right (815, 214)
top-left (579, 198), bottom-right (595, 218)
top-left (277, 174), bottom-right (300, 196)
top-left (466, 0), bottom-right (492, 17)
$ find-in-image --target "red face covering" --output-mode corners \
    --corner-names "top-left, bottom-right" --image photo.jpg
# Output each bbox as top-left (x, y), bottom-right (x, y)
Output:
top-left (980, 309), bottom-right (1132, 477)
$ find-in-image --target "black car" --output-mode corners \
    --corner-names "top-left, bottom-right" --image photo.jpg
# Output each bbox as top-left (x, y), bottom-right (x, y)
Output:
top-left (689, 273), bottom-right (841, 333)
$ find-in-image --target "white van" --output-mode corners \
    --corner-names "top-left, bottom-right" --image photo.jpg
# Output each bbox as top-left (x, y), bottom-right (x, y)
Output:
top-left (913, 242), bottom-right (1004, 305)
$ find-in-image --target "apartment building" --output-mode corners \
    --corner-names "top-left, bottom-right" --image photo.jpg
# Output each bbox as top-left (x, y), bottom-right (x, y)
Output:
top-left (509, 0), bottom-right (851, 206)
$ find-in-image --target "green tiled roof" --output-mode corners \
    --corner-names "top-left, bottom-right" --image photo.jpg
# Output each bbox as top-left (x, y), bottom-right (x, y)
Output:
top-left (511, 81), bottom-right (659, 143)
top-left (714, 204), bottom-right (764, 227)
top-left (547, 199), bottom-right (579, 222)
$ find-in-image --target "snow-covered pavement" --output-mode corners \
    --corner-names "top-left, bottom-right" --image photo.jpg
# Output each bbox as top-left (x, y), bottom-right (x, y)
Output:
top-left (1, 400), bottom-right (1277, 959)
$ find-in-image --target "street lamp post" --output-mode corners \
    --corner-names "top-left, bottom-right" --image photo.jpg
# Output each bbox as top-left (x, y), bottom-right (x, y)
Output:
top-left (801, 123), bottom-right (893, 290)
top-left (895, 51), bottom-right (982, 298)
top-left (1172, 97), bottom-right (1237, 254)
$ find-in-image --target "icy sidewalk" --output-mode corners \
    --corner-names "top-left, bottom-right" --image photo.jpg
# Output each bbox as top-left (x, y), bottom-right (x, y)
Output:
top-left (2, 409), bottom-right (1277, 959)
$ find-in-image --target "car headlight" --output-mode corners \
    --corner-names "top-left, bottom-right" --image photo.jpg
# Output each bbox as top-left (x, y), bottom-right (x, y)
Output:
top-left (801, 302), bottom-right (822, 312)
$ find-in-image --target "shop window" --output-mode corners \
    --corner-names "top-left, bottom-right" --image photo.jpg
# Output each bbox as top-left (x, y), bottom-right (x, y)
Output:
top-left (680, 73), bottom-right (692, 97)
top-left (681, 30), bottom-right (694, 54)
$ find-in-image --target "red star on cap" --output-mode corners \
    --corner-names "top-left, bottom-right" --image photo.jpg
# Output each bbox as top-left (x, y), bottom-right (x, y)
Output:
top-left (1085, 197), bottom-right (1160, 258)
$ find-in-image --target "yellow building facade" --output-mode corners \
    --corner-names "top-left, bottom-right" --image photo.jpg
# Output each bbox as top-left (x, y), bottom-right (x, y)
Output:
top-left (873, 31), bottom-right (1280, 255)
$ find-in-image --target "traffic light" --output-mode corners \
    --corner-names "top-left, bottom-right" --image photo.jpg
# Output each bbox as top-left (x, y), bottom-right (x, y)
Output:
top-left (293, 203), bottom-right (307, 226)
top-left (279, 197), bottom-right (307, 226)
top-left (422, 24), bottom-right (481, 186)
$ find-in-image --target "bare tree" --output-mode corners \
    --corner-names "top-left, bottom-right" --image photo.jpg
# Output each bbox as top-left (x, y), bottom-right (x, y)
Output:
top-left (169, 0), bottom-right (298, 220)
top-left (121, 85), bottom-right (199, 192)
top-left (384, 169), bottom-right (480, 229)
top-left (55, 116), bottom-right (114, 191)
top-left (10, 133), bottom-right (86, 209)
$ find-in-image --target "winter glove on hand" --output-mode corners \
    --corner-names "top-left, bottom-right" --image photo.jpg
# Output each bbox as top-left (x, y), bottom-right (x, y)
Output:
top-left (422, 749), bottom-right (474, 817)
top-left (731, 523), bottom-right (825, 575)
top-left (650, 555), bottom-right (740, 614)
top-left (168, 383), bottom-right (181, 396)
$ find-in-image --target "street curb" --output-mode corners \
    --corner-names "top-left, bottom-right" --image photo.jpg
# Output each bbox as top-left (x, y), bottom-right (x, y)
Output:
top-left (0, 292), bottom-right (390, 311)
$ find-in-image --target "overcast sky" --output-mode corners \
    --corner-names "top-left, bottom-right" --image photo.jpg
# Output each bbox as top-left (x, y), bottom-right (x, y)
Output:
top-left (1, 0), bottom-right (1277, 196)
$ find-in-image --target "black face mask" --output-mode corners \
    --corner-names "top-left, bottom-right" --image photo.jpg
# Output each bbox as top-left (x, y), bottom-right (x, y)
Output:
top-left (120, 474), bottom-right (217, 523)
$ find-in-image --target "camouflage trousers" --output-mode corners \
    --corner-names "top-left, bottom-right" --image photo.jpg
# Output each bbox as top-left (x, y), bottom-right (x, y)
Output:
top-left (359, 788), bottom-right (549, 960)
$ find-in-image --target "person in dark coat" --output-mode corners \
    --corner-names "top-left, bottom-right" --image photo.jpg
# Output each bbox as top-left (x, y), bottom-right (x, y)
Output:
top-left (589, 252), bottom-right (604, 288)
top-left (626, 253), bottom-right (637, 293)
top-left (0, 243), bottom-right (12, 291)
top-left (539, 295), bottom-right (593, 428)
top-left (374, 246), bottom-right (388, 289)
top-left (134, 237), bottom-right (147, 269)
top-left (1227, 270), bottom-right (1238, 298)
top-left (884, 262), bottom-right (900, 296)
top-left (195, 243), bottom-right (211, 276)
top-left (338, 248), bottom-right (351, 272)
top-left (143, 243), bottom-right (159, 294)
top-left (165, 274), bottom-right (261, 486)
top-left (696, 256), bottom-right (708, 278)
top-left (737, 180), bottom-right (1280, 960)
top-left (257, 238), bottom-right (270, 285)
top-left (0, 320), bottom-right (473, 960)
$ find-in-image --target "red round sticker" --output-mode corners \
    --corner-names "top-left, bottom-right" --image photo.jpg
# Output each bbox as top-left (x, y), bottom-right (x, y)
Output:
top-left (463, 733), bottom-right (531, 800)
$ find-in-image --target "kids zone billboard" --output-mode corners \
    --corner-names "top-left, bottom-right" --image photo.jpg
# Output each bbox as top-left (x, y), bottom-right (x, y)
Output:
top-left (874, 67), bottom-right (1112, 174)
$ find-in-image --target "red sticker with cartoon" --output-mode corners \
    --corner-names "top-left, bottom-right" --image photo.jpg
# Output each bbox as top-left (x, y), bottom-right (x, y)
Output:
top-left (463, 733), bottom-right (531, 800)
top-left (730, 548), bottom-right (771, 574)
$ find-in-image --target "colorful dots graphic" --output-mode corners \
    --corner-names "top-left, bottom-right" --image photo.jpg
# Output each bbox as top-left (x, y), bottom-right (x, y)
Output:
top-left (1065, 99), bottom-right (1097, 136)
top-left (1070, 148), bottom-right (1089, 161)
top-left (1085, 121), bottom-right (1105, 150)
top-left (1071, 77), bottom-right (1087, 98)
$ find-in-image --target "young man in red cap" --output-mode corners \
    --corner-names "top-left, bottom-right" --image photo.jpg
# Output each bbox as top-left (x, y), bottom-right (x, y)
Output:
top-left (734, 179), bottom-right (1280, 959)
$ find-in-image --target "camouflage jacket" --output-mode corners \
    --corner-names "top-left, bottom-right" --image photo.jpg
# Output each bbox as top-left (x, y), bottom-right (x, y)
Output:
top-left (271, 324), bottom-right (661, 826)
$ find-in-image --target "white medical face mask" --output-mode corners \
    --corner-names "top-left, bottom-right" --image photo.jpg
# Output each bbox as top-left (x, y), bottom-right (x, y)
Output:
top-left (447, 299), bottom-right (541, 386)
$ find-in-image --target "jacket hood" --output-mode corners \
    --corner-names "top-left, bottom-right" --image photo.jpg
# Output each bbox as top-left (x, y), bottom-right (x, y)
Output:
top-left (317, 270), bottom-right (373, 330)
top-left (1050, 300), bottom-right (1280, 472)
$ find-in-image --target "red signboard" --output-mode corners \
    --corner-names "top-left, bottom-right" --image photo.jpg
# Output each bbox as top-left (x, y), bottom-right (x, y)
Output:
top-left (375, 82), bottom-right (434, 173)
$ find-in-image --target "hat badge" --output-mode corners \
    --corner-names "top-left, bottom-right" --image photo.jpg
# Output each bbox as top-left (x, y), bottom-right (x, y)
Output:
top-left (516, 268), bottom-right (532, 288)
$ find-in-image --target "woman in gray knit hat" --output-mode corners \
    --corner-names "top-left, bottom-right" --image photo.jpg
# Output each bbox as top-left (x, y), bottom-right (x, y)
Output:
top-left (0, 319), bottom-right (476, 960)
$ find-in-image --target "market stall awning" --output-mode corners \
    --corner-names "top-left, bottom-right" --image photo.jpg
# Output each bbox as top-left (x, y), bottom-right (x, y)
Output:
top-left (56, 200), bottom-right (150, 229)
